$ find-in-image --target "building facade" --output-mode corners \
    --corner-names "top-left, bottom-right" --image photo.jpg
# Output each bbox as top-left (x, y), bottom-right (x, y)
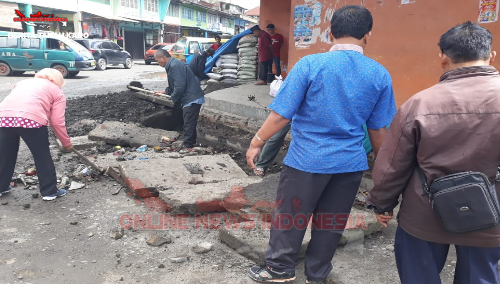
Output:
top-left (260, 0), bottom-right (500, 107)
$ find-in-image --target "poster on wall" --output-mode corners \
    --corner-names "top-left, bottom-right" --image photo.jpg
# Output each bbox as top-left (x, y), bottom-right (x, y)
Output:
top-left (293, 2), bottom-right (322, 50)
top-left (478, 0), bottom-right (499, 23)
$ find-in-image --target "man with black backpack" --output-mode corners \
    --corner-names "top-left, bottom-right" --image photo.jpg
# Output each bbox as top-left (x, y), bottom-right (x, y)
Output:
top-left (367, 22), bottom-right (500, 284)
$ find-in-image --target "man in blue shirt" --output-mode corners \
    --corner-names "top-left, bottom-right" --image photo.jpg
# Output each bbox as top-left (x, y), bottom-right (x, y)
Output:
top-left (154, 49), bottom-right (205, 154)
top-left (246, 5), bottom-right (396, 283)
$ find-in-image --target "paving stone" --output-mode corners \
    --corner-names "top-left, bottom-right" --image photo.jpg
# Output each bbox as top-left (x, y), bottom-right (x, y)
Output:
top-left (88, 121), bottom-right (179, 148)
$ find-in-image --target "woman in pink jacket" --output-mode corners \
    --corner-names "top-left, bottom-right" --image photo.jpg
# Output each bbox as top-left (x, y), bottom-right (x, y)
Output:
top-left (0, 68), bottom-right (73, 201)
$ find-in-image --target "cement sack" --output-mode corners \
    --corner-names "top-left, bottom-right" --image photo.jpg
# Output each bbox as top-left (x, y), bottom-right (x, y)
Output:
top-left (206, 73), bottom-right (223, 81)
top-left (223, 73), bottom-right (238, 79)
top-left (239, 64), bottom-right (257, 70)
top-left (220, 53), bottom-right (239, 60)
top-left (222, 78), bottom-right (239, 84)
top-left (239, 52), bottom-right (258, 58)
top-left (221, 69), bottom-right (238, 74)
top-left (238, 47), bottom-right (257, 54)
top-left (239, 35), bottom-right (258, 44)
top-left (220, 59), bottom-right (238, 65)
top-left (215, 57), bottom-right (223, 67)
top-left (240, 59), bottom-right (257, 65)
top-left (212, 67), bottom-right (223, 74)
top-left (207, 79), bottom-right (220, 83)
top-left (238, 70), bottom-right (256, 77)
top-left (270, 75), bottom-right (283, 97)
top-left (200, 79), bottom-right (208, 85)
top-left (221, 63), bottom-right (238, 69)
top-left (237, 42), bottom-right (256, 49)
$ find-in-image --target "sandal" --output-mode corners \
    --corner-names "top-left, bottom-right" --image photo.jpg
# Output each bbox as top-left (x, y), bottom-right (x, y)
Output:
top-left (253, 168), bottom-right (265, 177)
top-left (254, 81), bottom-right (267, 85)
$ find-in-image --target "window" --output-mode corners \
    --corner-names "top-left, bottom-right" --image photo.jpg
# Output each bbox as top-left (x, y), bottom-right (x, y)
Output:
top-left (167, 4), bottom-right (179, 17)
top-left (144, 0), bottom-right (158, 12)
top-left (0, 37), bottom-right (17, 48)
top-left (182, 7), bottom-right (194, 20)
top-left (228, 19), bottom-right (233, 28)
top-left (208, 14), bottom-right (217, 25)
top-left (172, 43), bottom-right (185, 53)
top-left (220, 17), bottom-right (228, 27)
top-left (120, 0), bottom-right (138, 9)
top-left (20, 38), bottom-right (40, 49)
top-left (196, 11), bottom-right (206, 23)
top-left (110, 42), bottom-right (121, 50)
top-left (188, 42), bottom-right (199, 54)
top-left (100, 42), bottom-right (112, 50)
top-left (152, 44), bottom-right (161, 50)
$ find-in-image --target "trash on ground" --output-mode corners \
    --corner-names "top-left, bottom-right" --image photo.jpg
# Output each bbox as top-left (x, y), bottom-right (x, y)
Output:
top-left (137, 145), bottom-right (148, 152)
top-left (69, 181), bottom-right (86, 191)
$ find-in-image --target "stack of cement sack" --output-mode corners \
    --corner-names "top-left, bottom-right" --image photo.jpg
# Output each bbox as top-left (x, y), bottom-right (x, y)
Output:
top-left (206, 54), bottom-right (239, 84)
top-left (219, 53), bottom-right (239, 84)
top-left (237, 35), bottom-right (258, 83)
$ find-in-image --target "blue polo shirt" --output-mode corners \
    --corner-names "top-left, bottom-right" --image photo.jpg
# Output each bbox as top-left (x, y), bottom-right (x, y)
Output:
top-left (270, 47), bottom-right (396, 174)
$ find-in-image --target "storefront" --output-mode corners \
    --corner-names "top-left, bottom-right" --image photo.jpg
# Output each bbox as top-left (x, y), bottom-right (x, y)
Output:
top-left (0, 1), bottom-right (22, 32)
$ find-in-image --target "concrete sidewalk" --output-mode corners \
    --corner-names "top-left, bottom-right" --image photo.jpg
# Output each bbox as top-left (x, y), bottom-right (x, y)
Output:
top-left (202, 83), bottom-right (274, 132)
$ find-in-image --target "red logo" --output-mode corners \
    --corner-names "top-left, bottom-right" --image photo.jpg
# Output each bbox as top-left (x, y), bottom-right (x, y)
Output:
top-left (13, 10), bottom-right (68, 25)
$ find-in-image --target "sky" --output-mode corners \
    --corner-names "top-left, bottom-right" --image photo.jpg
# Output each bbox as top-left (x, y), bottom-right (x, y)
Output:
top-left (229, 0), bottom-right (260, 9)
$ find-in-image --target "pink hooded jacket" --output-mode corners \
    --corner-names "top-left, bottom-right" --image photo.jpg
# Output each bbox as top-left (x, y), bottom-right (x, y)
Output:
top-left (0, 78), bottom-right (71, 147)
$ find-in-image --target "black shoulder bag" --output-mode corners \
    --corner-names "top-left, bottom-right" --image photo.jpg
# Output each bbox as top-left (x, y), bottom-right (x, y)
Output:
top-left (416, 166), bottom-right (500, 233)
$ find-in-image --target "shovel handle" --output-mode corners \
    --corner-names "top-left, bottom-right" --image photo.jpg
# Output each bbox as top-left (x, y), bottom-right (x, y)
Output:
top-left (127, 85), bottom-right (171, 98)
top-left (72, 148), bottom-right (105, 174)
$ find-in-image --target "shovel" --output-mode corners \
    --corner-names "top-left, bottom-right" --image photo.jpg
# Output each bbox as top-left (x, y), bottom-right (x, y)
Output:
top-left (126, 85), bottom-right (171, 99)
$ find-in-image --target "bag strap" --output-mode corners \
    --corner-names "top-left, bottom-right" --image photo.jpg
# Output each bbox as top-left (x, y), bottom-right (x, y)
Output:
top-left (416, 166), bottom-right (431, 197)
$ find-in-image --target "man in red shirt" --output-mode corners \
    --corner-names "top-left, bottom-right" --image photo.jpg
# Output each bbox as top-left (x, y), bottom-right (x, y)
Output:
top-left (266, 24), bottom-right (284, 77)
top-left (210, 35), bottom-right (222, 51)
top-left (251, 25), bottom-right (273, 85)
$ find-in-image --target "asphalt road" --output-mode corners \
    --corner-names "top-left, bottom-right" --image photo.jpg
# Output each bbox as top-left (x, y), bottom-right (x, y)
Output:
top-left (0, 60), bottom-right (168, 101)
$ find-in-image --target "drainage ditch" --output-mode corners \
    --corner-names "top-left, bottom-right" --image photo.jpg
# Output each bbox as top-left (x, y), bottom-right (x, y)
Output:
top-left (64, 91), bottom-right (286, 175)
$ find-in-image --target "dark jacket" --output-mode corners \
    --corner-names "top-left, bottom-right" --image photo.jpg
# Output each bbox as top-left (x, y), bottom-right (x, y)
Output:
top-left (366, 66), bottom-right (500, 247)
top-left (165, 57), bottom-right (204, 107)
top-left (188, 51), bottom-right (208, 80)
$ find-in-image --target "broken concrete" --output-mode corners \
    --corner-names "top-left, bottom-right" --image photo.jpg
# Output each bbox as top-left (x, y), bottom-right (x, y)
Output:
top-left (93, 153), bottom-right (260, 214)
top-left (146, 235), bottom-right (172, 247)
top-left (57, 136), bottom-right (100, 151)
top-left (128, 90), bottom-right (175, 108)
top-left (219, 207), bottom-right (393, 265)
top-left (88, 121), bottom-right (179, 148)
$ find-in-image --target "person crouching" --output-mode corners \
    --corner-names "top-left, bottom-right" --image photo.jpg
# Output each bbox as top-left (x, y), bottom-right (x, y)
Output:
top-left (0, 68), bottom-right (73, 201)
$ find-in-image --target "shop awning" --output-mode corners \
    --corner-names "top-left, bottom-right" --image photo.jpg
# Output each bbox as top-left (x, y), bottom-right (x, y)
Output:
top-left (81, 11), bottom-right (139, 23)
top-left (0, 1), bottom-right (22, 30)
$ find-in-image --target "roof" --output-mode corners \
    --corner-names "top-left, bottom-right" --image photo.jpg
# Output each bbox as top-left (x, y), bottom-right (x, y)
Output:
top-left (245, 6), bottom-right (260, 16)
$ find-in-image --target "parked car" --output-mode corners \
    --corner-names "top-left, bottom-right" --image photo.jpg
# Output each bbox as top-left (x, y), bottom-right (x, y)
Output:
top-left (170, 37), bottom-right (228, 64)
top-left (74, 38), bottom-right (132, 70)
top-left (0, 31), bottom-right (95, 78)
top-left (144, 43), bottom-right (174, 65)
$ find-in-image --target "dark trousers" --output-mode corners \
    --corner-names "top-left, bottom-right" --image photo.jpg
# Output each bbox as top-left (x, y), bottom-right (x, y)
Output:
top-left (0, 126), bottom-right (57, 196)
top-left (265, 165), bottom-right (363, 280)
top-left (259, 59), bottom-right (273, 81)
top-left (273, 56), bottom-right (281, 76)
top-left (255, 122), bottom-right (291, 171)
top-left (182, 103), bottom-right (202, 148)
top-left (395, 225), bottom-right (500, 284)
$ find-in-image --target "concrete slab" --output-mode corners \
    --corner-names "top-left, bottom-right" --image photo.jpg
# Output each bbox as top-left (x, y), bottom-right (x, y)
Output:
top-left (219, 207), bottom-right (393, 265)
top-left (92, 153), bottom-right (260, 214)
top-left (56, 136), bottom-right (100, 151)
top-left (88, 121), bottom-right (179, 148)
top-left (204, 83), bottom-right (273, 122)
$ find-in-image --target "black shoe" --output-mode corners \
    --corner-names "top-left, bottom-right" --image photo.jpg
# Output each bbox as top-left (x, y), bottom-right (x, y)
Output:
top-left (247, 265), bottom-right (296, 282)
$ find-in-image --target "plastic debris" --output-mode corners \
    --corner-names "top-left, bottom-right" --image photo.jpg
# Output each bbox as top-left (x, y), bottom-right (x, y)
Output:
top-left (60, 177), bottom-right (70, 187)
top-left (161, 136), bottom-right (171, 143)
top-left (137, 145), bottom-right (148, 152)
top-left (25, 168), bottom-right (37, 176)
top-left (137, 157), bottom-right (150, 161)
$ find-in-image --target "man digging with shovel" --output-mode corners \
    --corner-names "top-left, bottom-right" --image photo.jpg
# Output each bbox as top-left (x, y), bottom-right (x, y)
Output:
top-left (153, 49), bottom-right (205, 154)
